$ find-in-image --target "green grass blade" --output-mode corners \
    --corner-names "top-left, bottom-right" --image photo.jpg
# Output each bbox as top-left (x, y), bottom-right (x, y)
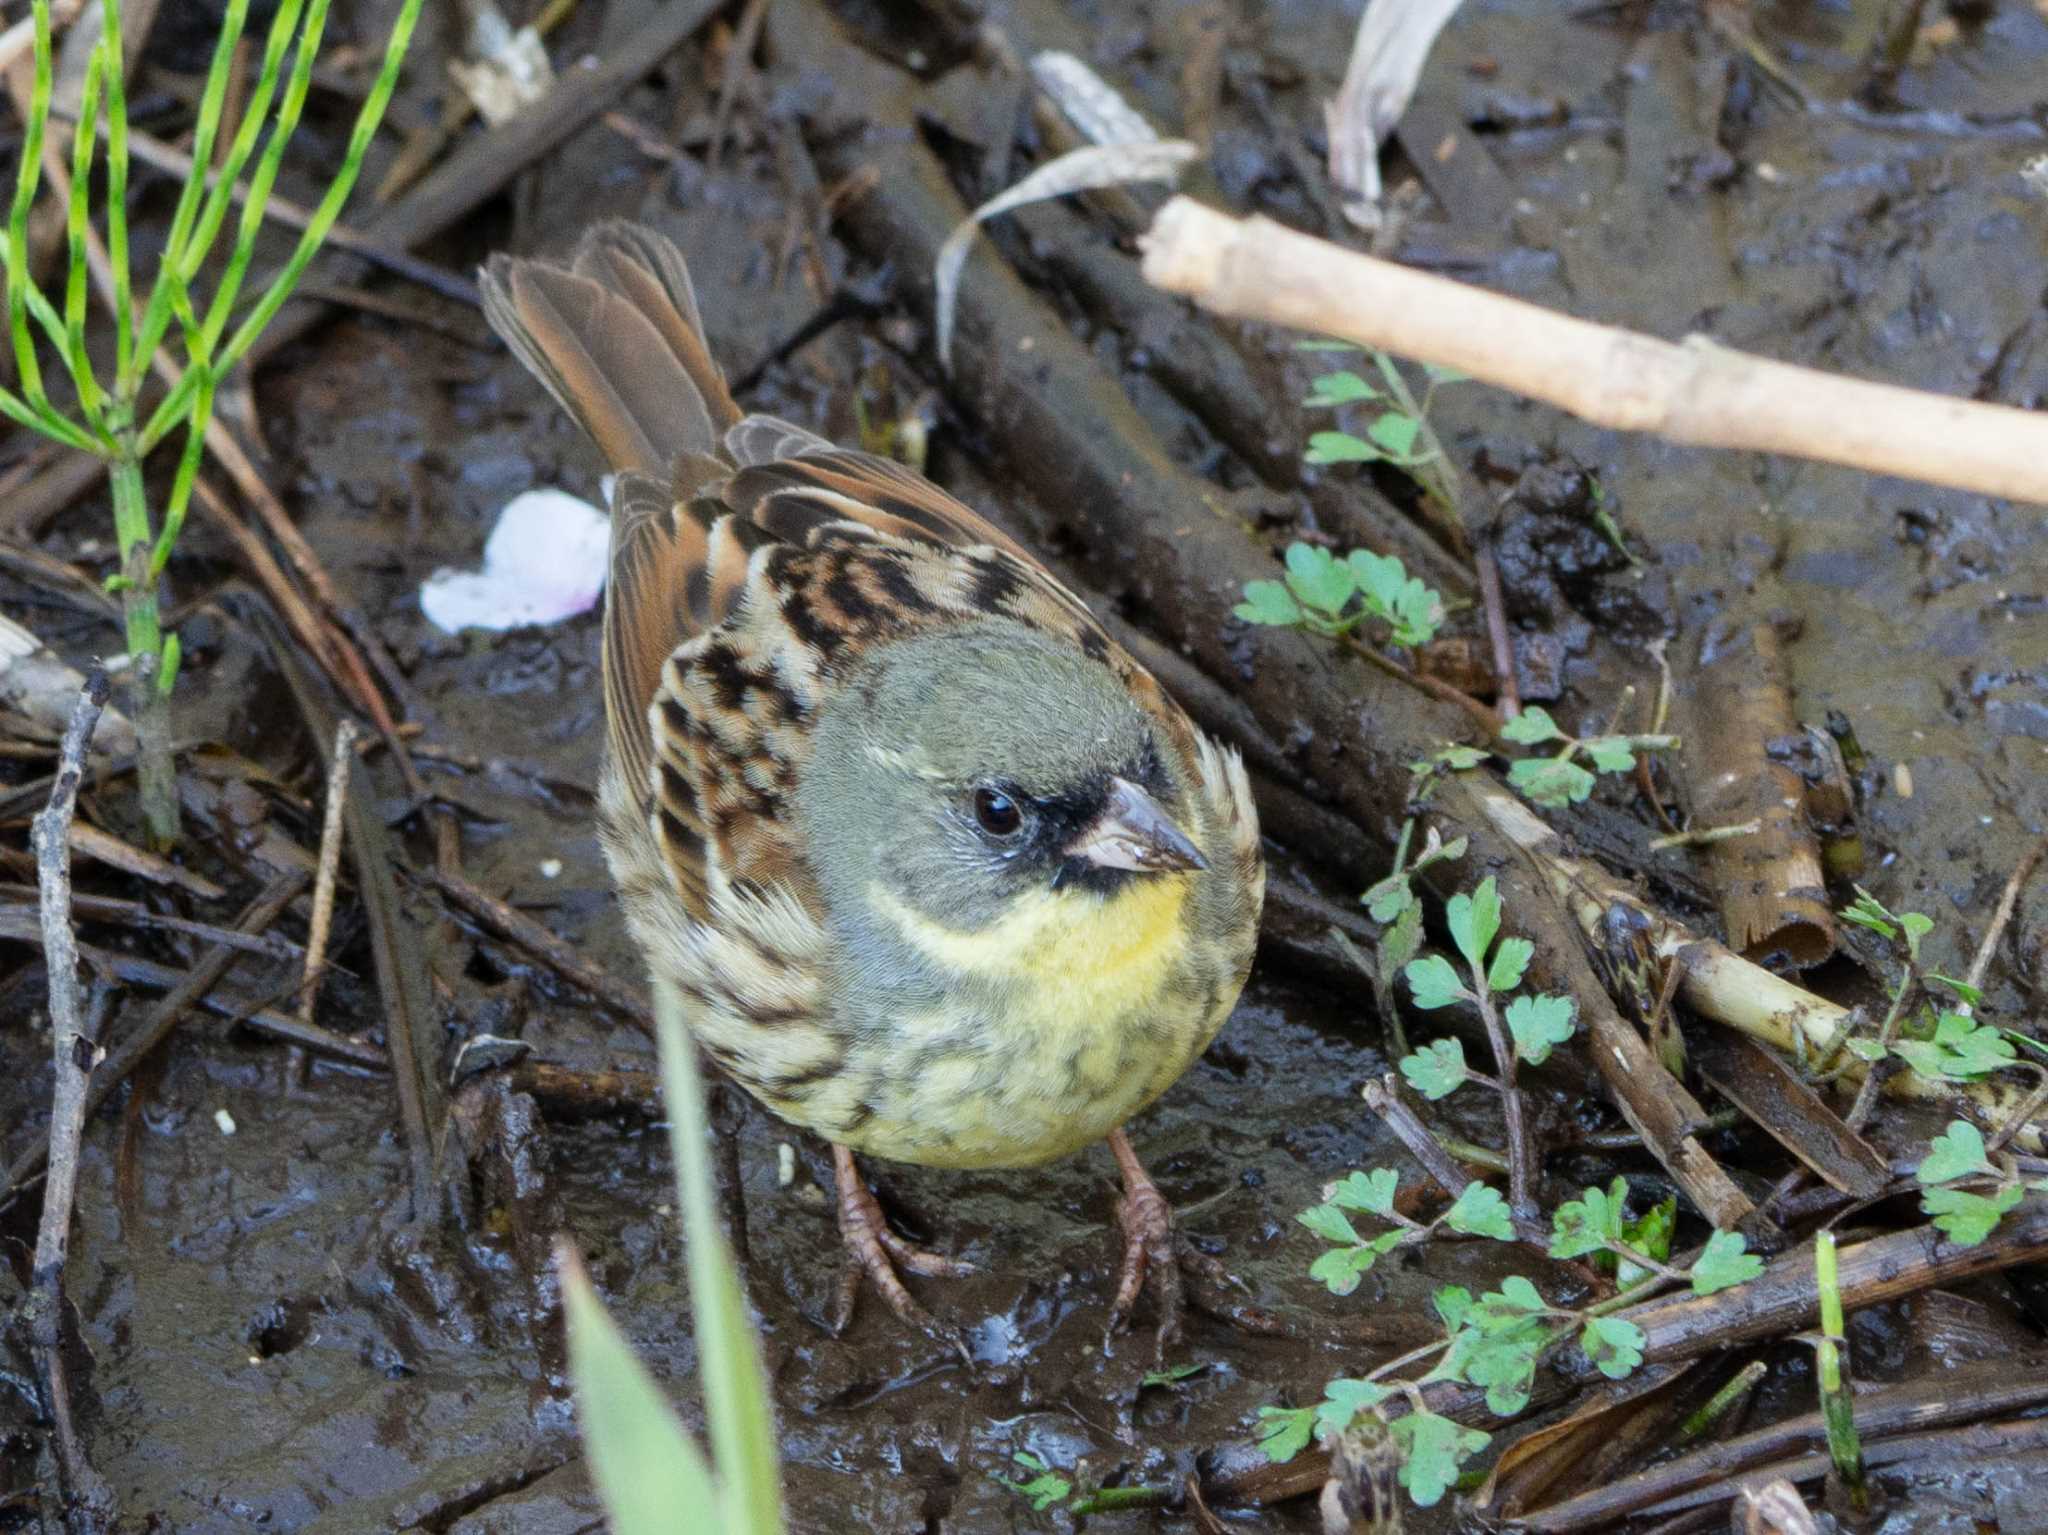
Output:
top-left (98, 0), bottom-right (134, 380)
top-left (63, 40), bottom-right (108, 431)
top-left (195, 0), bottom-right (329, 358)
top-left (128, 0), bottom-right (252, 394)
top-left (176, 0), bottom-right (306, 294)
top-left (150, 371), bottom-right (212, 579)
top-left (654, 979), bottom-right (786, 1535)
top-left (217, 0), bottom-right (423, 373)
top-left (560, 1242), bottom-right (720, 1533)
top-left (8, 1), bottom-right (57, 416)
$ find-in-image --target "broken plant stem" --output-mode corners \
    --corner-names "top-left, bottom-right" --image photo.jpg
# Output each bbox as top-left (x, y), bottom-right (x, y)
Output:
top-left (1468, 954), bottom-right (1537, 1219)
top-left (1812, 1232), bottom-right (1869, 1519)
top-left (28, 667), bottom-right (115, 1517)
top-left (1647, 818), bottom-right (1761, 852)
top-left (1958, 832), bottom-right (2048, 1017)
top-left (1139, 196), bottom-right (2048, 505)
top-left (1336, 630), bottom-right (1502, 736)
top-left (1672, 1359), bottom-right (1769, 1447)
top-left (298, 716), bottom-right (358, 1026)
top-left (1474, 785), bottom-right (2047, 1147)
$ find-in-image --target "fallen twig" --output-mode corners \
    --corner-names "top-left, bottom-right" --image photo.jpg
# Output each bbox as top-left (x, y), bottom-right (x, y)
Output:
top-left (1520, 1362), bottom-right (2048, 1530)
top-left (427, 866), bottom-right (655, 1036)
top-left (1139, 197), bottom-right (2048, 505)
top-left (0, 870), bottom-right (326, 1206)
top-left (298, 717), bottom-right (359, 1028)
top-left (1475, 784), bottom-right (2048, 1145)
top-left (26, 667), bottom-right (115, 1523)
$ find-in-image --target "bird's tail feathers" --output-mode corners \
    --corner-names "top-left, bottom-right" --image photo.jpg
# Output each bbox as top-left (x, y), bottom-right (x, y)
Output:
top-left (479, 221), bottom-right (742, 476)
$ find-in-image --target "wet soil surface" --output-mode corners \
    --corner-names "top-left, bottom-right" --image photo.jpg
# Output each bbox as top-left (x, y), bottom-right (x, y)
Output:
top-left (6, 0), bottom-right (2048, 1529)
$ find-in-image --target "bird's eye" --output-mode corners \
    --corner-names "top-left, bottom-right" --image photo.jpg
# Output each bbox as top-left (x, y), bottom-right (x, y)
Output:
top-left (972, 787), bottom-right (1023, 838)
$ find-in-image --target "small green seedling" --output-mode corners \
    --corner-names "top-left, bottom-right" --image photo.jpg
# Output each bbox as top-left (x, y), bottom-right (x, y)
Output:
top-left (1498, 706), bottom-right (1678, 809)
top-left (1237, 541), bottom-right (1445, 649)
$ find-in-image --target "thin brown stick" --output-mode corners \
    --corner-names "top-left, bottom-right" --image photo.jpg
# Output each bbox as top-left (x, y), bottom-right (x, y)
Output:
top-left (298, 718), bottom-right (359, 1027)
top-left (1521, 1366), bottom-right (2048, 1531)
top-left (1140, 197), bottom-right (2048, 505)
top-left (1960, 831), bottom-right (2048, 1010)
top-left (426, 866), bottom-right (655, 1035)
top-left (27, 667), bottom-right (115, 1521)
top-left (1, 870), bottom-right (317, 1206)
top-left (1474, 538), bottom-right (1521, 719)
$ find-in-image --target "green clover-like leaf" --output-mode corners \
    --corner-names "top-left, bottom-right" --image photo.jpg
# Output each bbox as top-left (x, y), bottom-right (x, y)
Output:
top-left (1316, 1377), bottom-right (1394, 1438)
top-left (1901, 1012), bottom-right (2018, 1080)
top-left (1459, 1329), bottom-right (1543, 1415)
top-left (1619, 1193), bottom-right (1676, 1287)
top-left (1899, 910), bottom-right (1934, 960)
top-left (1444, 1181), bottom-right (1514, 1241)
top-left (1549, 1184), bottom-right (1624, 1261)
top-left (1921, 1183), bottom-right (2024, 1248)
top-left (1472, 1275), bottom-right (1548, 1331)
top-left (1330, 1168), bottom-right (1400, 1217)
top-left (1487, 936), bottom-right (1534, 994)
top-left (1509, 756), bottom-right (1598, 808)
top-left (1689, 1229), bottom-right (1764, 1295)
top-left (1446, 877), bottom-right (1503, 972)
top-left (1304, 370), bottom-right (1379, 407)
top-left (1839, 889), bottom-right (1898, 942)
top-left (1916, 1120), bottom-right (1993, 1185)
top-left (1306, 429), bottom-right (1383, 465)
top-left (1584, 736), bottom-right (1636, 775)
top-left (1308, 1239), bottom-right (1400, 1296)
top-left (1256, 1405), bottom-right (1317, 1464)
top-left (1392, 1410), bottom-right (1489, 1508)
top-left (1386, 576), bottom-right (1446, 646)
top-left (1419, 746), bottom-right (1488, 775)
top-left (1367, 412), bottom-right (1423, 458)
top-left (1380, 898), bottom-right (1424, 976)
top-left (1400, 1037), bottom-right (1469, 1100)
top-left (1926, 973), bottom-right (1983, 1007)
top-left (999, 1452), bottom-right (1073, 1512)
top-left (1364, 872), bottom-right (1412, 924)
top-left (1405, 954), bottom-right (1469, 1011)
top-left (1501, 706), bottom-right (1564, 745)
top-left (1506, 993), bottom-right (1577, 1065)
top-left (1283, 542), bottom-right (1358, 616)
top-left (1234, 579), bottom-right (1303, 627)
top-left (1580, 1316), bottom-right (1646, 1380)
top-left (1433, 1285), bottom-right (1474, 1334)
top-left (1298, 1203), bottom-right (1361, 1246)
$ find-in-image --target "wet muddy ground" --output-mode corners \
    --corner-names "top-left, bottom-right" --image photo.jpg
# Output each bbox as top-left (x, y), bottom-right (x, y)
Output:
top-left (7, 0), bottom-right (2048, 1529)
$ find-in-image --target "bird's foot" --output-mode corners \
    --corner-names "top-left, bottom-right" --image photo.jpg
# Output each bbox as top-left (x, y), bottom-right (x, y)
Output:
top-left (829, 1144), bottom-right (973, 1355)
top-left (1106, 1128), bottom-right (1191, 1351)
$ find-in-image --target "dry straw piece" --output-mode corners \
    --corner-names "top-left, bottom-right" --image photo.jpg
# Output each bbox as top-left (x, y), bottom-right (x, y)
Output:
top-left (1140, 197), bottom-right (2048, 505)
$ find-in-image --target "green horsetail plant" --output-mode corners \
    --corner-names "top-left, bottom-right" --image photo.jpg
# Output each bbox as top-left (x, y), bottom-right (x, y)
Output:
top-left (560, 978), bottom-right (787, 1534)
top-left (2, 0), bottom-right (422, 846)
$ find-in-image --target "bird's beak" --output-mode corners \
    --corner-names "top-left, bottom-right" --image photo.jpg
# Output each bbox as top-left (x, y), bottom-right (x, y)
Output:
top-left (1064, 777), bottom-right (1208, 874)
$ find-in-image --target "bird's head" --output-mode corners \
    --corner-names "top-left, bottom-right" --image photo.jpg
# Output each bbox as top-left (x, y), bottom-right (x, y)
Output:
top-left (794, 621), bottom-right (1209, 953)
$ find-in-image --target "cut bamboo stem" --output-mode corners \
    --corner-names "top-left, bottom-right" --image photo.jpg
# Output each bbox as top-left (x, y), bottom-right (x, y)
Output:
top-left (1139, 197), bottom-right (2048, 506)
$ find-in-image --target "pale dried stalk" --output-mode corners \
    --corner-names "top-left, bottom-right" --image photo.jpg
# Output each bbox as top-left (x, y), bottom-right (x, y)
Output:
top-left (299, 716), bottom-right (359, 1025)
top-left (1140, 198), bottom-right (2048, 505)
top-left (1474, 786), bottom-right (2045, 1147)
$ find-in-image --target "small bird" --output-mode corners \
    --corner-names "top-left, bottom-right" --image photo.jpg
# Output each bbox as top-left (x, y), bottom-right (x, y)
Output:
top-left (479, 222), bottom-right (1264, 1343)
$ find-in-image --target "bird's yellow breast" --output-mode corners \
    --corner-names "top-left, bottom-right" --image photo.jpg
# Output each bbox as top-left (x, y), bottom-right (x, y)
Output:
top-left (870, 873), bottom-right (1192, 1035)
top-left (850, 875), bottom-right (1209, 1166)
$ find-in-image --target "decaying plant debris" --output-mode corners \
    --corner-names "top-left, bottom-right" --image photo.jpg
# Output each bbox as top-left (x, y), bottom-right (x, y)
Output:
top-left (6, 0), bottom-right (2048, 1530)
